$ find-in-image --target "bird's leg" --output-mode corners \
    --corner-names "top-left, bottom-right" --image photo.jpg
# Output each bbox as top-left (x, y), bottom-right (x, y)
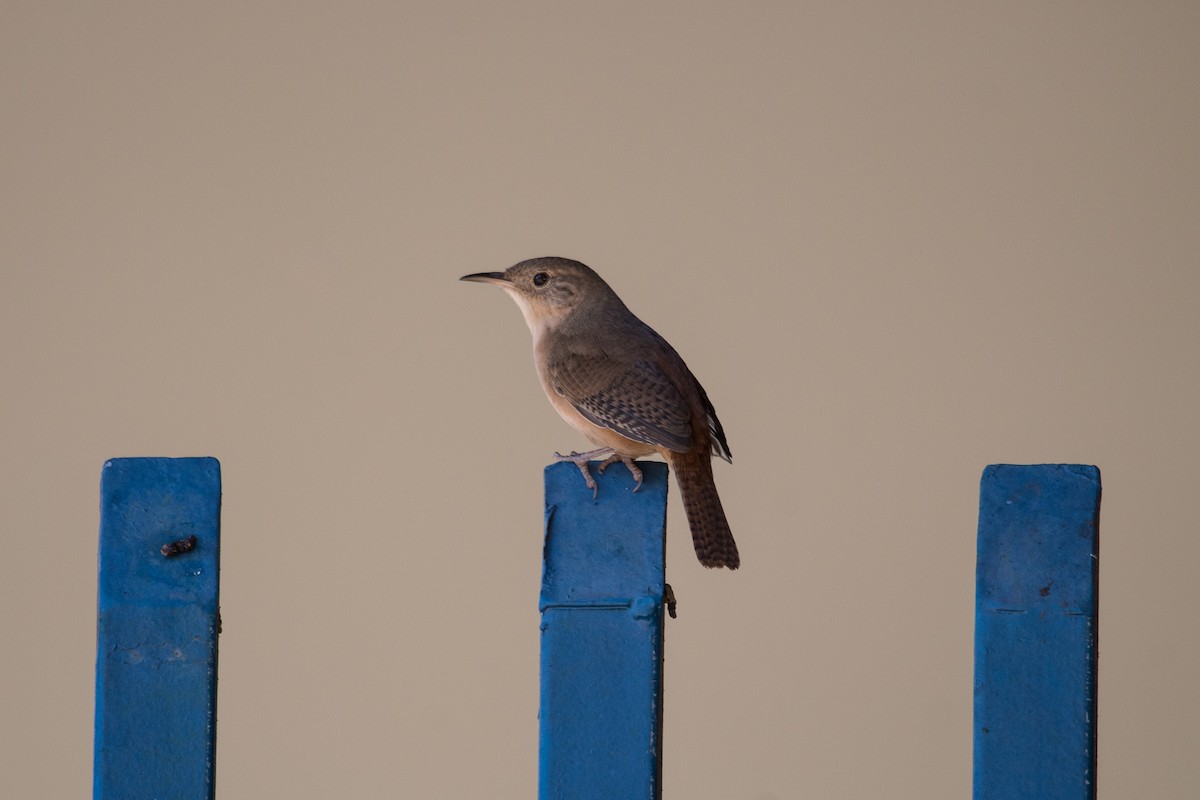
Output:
top-left (596, 454), bottom-right (643, 492)
top-left (553, 448), bottom-right (615, 499)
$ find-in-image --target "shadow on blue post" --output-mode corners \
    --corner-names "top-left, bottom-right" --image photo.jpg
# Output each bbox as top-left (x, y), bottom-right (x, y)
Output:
top-left (539, 460), bottom-right (668, 800)
top-left (94, 457), bottom-right (222, 800)
top-left (973, 464), bottom-right (1101, 800)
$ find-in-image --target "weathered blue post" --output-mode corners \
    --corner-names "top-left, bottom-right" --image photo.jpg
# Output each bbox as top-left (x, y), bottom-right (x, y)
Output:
top-left (94, 457), bottom-right (222, 800)
top-left (539, 460), bottom-right (668, 800)
top-left (973, 464), bottom-right (1101, 800)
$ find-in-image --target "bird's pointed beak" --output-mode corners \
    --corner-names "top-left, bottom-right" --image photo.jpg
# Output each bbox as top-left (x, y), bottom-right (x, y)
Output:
top-left (459, 272), bottom-right (510, 286)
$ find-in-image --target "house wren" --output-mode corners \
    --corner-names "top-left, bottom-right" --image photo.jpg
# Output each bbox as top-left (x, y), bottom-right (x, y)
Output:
top-left (461, 257), bottom-right (739, 569)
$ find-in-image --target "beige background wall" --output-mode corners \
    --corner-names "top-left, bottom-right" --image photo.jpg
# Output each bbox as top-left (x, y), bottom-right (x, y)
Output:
top-left (2, 3), bottom-right (1197, 798)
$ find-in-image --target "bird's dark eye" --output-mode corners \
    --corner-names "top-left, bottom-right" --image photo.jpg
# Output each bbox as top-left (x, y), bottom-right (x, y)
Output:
top-left (532, 272), bottom-right (549, 287)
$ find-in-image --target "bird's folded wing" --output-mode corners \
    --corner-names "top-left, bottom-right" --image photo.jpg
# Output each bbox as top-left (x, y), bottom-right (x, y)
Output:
top-left (549, 352), bottom-right (693, 452)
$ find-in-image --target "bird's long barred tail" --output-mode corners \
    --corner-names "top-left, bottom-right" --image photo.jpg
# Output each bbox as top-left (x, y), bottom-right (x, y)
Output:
top-left (670, 452), bottom-right (740, 569)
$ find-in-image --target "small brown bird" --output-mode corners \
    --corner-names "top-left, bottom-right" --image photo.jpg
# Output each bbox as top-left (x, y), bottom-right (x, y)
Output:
top-left (461, 257), bottom-right (739, 569)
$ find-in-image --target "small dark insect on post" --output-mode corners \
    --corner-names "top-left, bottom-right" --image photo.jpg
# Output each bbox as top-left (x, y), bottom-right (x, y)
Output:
top-left (160, 534), bottom-right (197, 558)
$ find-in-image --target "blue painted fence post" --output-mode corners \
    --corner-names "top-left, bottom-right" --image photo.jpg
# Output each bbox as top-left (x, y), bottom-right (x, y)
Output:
top-left (94, 457), bottom-right (222, 800)
top-left (973, 464), bottom-right (1101, 800)
top-left (539, 460), bottom-right (668, 800)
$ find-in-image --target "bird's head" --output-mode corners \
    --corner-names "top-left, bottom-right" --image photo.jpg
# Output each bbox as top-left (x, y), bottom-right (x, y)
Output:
top-left (460, 257), bottom-right (612, 339)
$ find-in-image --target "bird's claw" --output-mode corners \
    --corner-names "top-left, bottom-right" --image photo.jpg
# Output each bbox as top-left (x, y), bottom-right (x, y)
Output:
top-left (554, 448), bottom-right (641, 497)
top-left (597, 453), bottom-right (643, 492)
top-left (554, 449), bottom-right (611, 499)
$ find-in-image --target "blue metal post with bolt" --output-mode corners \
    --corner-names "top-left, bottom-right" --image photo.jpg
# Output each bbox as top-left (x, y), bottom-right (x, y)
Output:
top-left (973, 464), bottom-right (1101, 800)
top-left (539, 460), bottom-right (669, 800)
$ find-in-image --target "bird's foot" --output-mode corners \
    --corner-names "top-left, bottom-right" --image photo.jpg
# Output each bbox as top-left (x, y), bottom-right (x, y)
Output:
top-left (553, 448), bottom-right (615, 499)
top-left (596, 453), bottom-right (643, 492)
